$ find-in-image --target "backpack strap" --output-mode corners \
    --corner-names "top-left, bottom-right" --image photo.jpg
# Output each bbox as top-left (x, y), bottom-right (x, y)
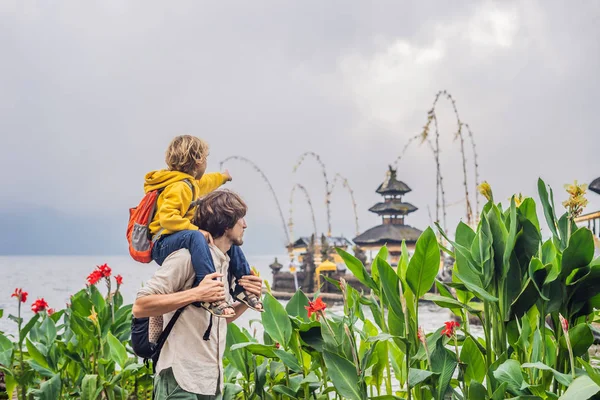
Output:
top-left (151, 306), bottom-right (187, 372)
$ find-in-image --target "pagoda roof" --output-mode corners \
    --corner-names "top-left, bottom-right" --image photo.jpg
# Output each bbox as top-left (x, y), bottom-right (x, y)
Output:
top-left (369, 200), bottom-right (418, 215)
top-left (376, 166), bottom-right (411, 195)
top-left (590, 177), bottom-right (600, 195)
top-left (353, 224), bottom-right (423, 246)
top-left (292, 236), bottom-right (352, 249)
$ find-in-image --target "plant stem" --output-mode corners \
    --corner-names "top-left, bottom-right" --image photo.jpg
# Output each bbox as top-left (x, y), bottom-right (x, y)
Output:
top-left (378, 281), bottom-right (392, 396)
top-left (17, 301), bottom-right (25, 400)
top-left (405, 345), bottom-right (411, 400)
top-left (483, 302), bottom-right (493, 397)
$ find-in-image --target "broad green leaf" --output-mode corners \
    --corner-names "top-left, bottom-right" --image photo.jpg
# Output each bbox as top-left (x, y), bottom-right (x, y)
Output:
top-left (456, 221), bottom-right (476, 248)
top-left (371, 245), bottom-right (389, 283)
top-left (106, 332), bottom-right (128, 368)
top-left (262, 293), bottom-right (292, 347)
top-left (19, 313), bottom-right (40, 344)
top-left (406, 227), bottom-right (440, 297)
top-left (399, 240), bottom-right (410, 281)
top-left (453, 269), bottom-right (498, 302)
top-left (493, 359), bottom-right (525, 395)
top-left (491, 382), bottom-right (509, 400)
top-left (461, 336), bottom-right (485, 384)
top-left (469, 381), bottom-right (488, 399)
top-left (222, 383), bottom-right (244, 400)
top-left (273, 349), bottom-right (303, 373)
top-left (560, 324), bottom-right (594, 357)
top-left (519, 197), bottom-right (540, 230)
top-left (286, 290), bottom-right (310, 321)
top-left (377, 258), bottom-right (404, 320)
top-left (0, 333), bottom-right (13, 367)
top-left (503, 197), bottom-right (518, 267)
top-left (408, 368), bottom-right (435, 388)
top-left (336, 248), bottom-right (376, 290)
top-left (81, 375), bottom-right (102, 400)
top-left (562, 228), bottom-right (595, 279)
top-left (272, 385), bottom-right (299, 398)
top-left (323, 350), bottom-right (365, 400)
top-left (26, 337), bottom-right (49, 368)
top-left (522, 362), bottom-right (572, 387)
top-left (559, 375), bottom-right (600, 400)
top-left (30, 373), bottom-right (61, 400)
top-left (430, 338), bottom-right (457, 400)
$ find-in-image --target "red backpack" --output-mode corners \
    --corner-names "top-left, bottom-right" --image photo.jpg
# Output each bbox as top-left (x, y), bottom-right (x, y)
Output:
top-left (127, 179), bottom-right (194, 263)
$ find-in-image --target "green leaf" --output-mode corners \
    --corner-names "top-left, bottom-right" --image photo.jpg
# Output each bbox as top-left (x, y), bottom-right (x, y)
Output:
top-left (225, 324), bottom-right (251, 379)
top-left (422, 293), bottom-right (478, 314)
top-left (81, 375), bottom-right (102, 400)
top-left (469, 381), bottom-right (488, 399)
top-left (106, 332), bottom-right (128, 368)
top-left (0, 333), bottom-right (13, 367)
top-left (26, 337), bottom-right (49, 368)
top-left (286, 290), bottom-right (310, 321)
top-left (274, 349), bottom-right (303, 372)
top-left (537, 178), bottom-right (559, 239)
top-left (519, 197), bottom-right (540, 230)
top-left (491, 382), bottom-right (509, 400)
top-left (30, 374), bottom-right (61, 400)
top-left (371, 245), bottom-right (389, 284)
top-left (19, 313), bottom-right (40, 344)
top-left (377, 258), bottom-right (404, 320)
top-left (399, 240), bottom-right (410, 281)
top-left (522, 362), bottom-right (572, 387)
top-left (230, 342), bottom-right (277, 358)
top-left (272, 385), bottom-right (299, 398)
top-left (430, 338), bottom-right (457, 400)
top-left (456, 221), bottom-right (476, 248)
top-left (262, 293), bottom-right (292, 347)
top-left (493, 359), bottom-right (525, 395)
top-left (336, 248), bottom-right (376, 290)
top-left (560, 324), bottom-right (594, 357)
top-left (406, 227), bottom-right (441, 297)
top-left (562, 228), bottom-right (595, 279)
top-left (222, 383), bottom-right (244, 400)
top-left (559, 375), bottom-right (600, 399)
top-left (408, 368), bottom-right (435, 388)
top-left (323, 350), bottom-right (365, 400)
top-left (461, 336), bottom-right (485, 384)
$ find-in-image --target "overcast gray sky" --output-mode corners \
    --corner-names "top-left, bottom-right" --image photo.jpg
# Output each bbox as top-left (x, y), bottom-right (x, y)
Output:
top-left (1, 1), bottom-right (599, 255)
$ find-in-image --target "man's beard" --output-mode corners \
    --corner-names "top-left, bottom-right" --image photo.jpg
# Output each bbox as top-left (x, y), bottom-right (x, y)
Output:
top-left (231, 236), bottom-right (244, 246)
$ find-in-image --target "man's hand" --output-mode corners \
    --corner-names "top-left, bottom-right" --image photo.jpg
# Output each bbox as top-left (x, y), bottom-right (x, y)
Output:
top-left (192, 272), bottom-right (226, 303)
top-left (199, 229), bottom-right (214, 245)
top-left (223, 169), bottom-right (233, 182)
top-left (237, 273), bottom-right (263, 298)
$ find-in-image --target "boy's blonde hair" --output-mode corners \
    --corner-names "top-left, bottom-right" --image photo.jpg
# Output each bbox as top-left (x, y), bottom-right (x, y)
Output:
top-left (165, 135), bottom-right (209, 175)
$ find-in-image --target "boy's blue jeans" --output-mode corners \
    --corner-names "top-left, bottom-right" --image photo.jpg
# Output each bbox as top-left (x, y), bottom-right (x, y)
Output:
top-left (151, 230), bottom-right (250, 297)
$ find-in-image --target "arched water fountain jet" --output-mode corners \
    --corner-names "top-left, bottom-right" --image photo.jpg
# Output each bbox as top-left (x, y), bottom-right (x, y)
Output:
top-left (219, 156), bottom-right (290, 244)
top-left (330, 173), bottom-right (360, 236)
top-left (293, 152), bottom-right (333, 237)
top-left (288, 184), bottom-right (318, 247)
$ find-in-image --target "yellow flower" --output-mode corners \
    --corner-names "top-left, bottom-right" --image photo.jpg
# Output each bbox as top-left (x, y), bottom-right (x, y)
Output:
top-left (514, 193), bottom-right (524, 207)
top-left (563, 180), bottom-right (588, 218)
top-left (88, 306), bottom-right (98, 325)
top-left (477, 181), bottom-right (493, 201)
top-left (564, 180), bottom-right (588, 197)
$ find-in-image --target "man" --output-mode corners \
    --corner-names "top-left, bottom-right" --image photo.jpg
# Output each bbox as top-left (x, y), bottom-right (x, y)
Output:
top-left (133, 189), bottom-right (263, 399)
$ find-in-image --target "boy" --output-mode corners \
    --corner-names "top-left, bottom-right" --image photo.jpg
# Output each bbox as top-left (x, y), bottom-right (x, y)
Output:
top-left (144, 135), bottom-right (263, 317)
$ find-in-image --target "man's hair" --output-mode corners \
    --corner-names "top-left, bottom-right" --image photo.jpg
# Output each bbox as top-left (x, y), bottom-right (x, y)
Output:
top-left (194, 190), bottom-right (247, 238)
top-left (165, 135), bottom-right (209, 176)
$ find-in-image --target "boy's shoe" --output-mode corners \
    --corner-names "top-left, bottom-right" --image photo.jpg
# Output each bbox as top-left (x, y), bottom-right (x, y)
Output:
top-left (235, 290), bottom-right (264, 313)
top-left (200, 300), bottom-right (236, 318)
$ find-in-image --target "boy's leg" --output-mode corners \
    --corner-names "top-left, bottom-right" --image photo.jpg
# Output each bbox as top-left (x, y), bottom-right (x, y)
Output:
top-left (227, 245), bottom-right (251, 297)
top-left (152, 230), bottom-right (216, 286)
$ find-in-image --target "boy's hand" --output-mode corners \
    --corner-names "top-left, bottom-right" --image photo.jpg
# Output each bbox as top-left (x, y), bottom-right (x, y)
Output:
top-left (223, 170), bottom-right (233, 182)
top-left (199, 229), bottom-right (214, 245)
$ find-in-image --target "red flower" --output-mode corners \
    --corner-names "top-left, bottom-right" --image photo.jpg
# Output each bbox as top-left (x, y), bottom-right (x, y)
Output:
top-left (274, 342), bottom-right (281, 349)
top-left (31, 298), bottom-right (49, 314)
top-left (11, 288), bottom-right (28, 303)
top-left (559, 314), bottom-right (569, 333)
top-left (47, 308), bottom-right (55, 316)
top-left (305, 297), bottom-right (327, 319)
top-left (441, 321), bottom-right (460, 338)
top-left (98, 264), bottom-right (112, 278)
top-left (115, 274), bottom-right (123, 285)
top-left (86, 269), bottom-right (103, 286)
top-left (417, 326), bottom-right (426, 345)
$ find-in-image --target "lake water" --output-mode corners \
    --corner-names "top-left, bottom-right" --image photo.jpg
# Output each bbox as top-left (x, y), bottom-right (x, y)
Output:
top-left (0, 255), bottom-right (461, 338)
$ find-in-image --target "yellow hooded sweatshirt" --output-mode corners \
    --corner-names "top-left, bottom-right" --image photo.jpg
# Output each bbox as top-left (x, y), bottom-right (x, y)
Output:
top-left (144, 170), bottom-right (227, 236)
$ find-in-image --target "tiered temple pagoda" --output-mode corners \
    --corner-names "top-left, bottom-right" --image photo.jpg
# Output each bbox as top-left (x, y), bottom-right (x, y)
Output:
top-left (353, 165), bottom-right (423, 265)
